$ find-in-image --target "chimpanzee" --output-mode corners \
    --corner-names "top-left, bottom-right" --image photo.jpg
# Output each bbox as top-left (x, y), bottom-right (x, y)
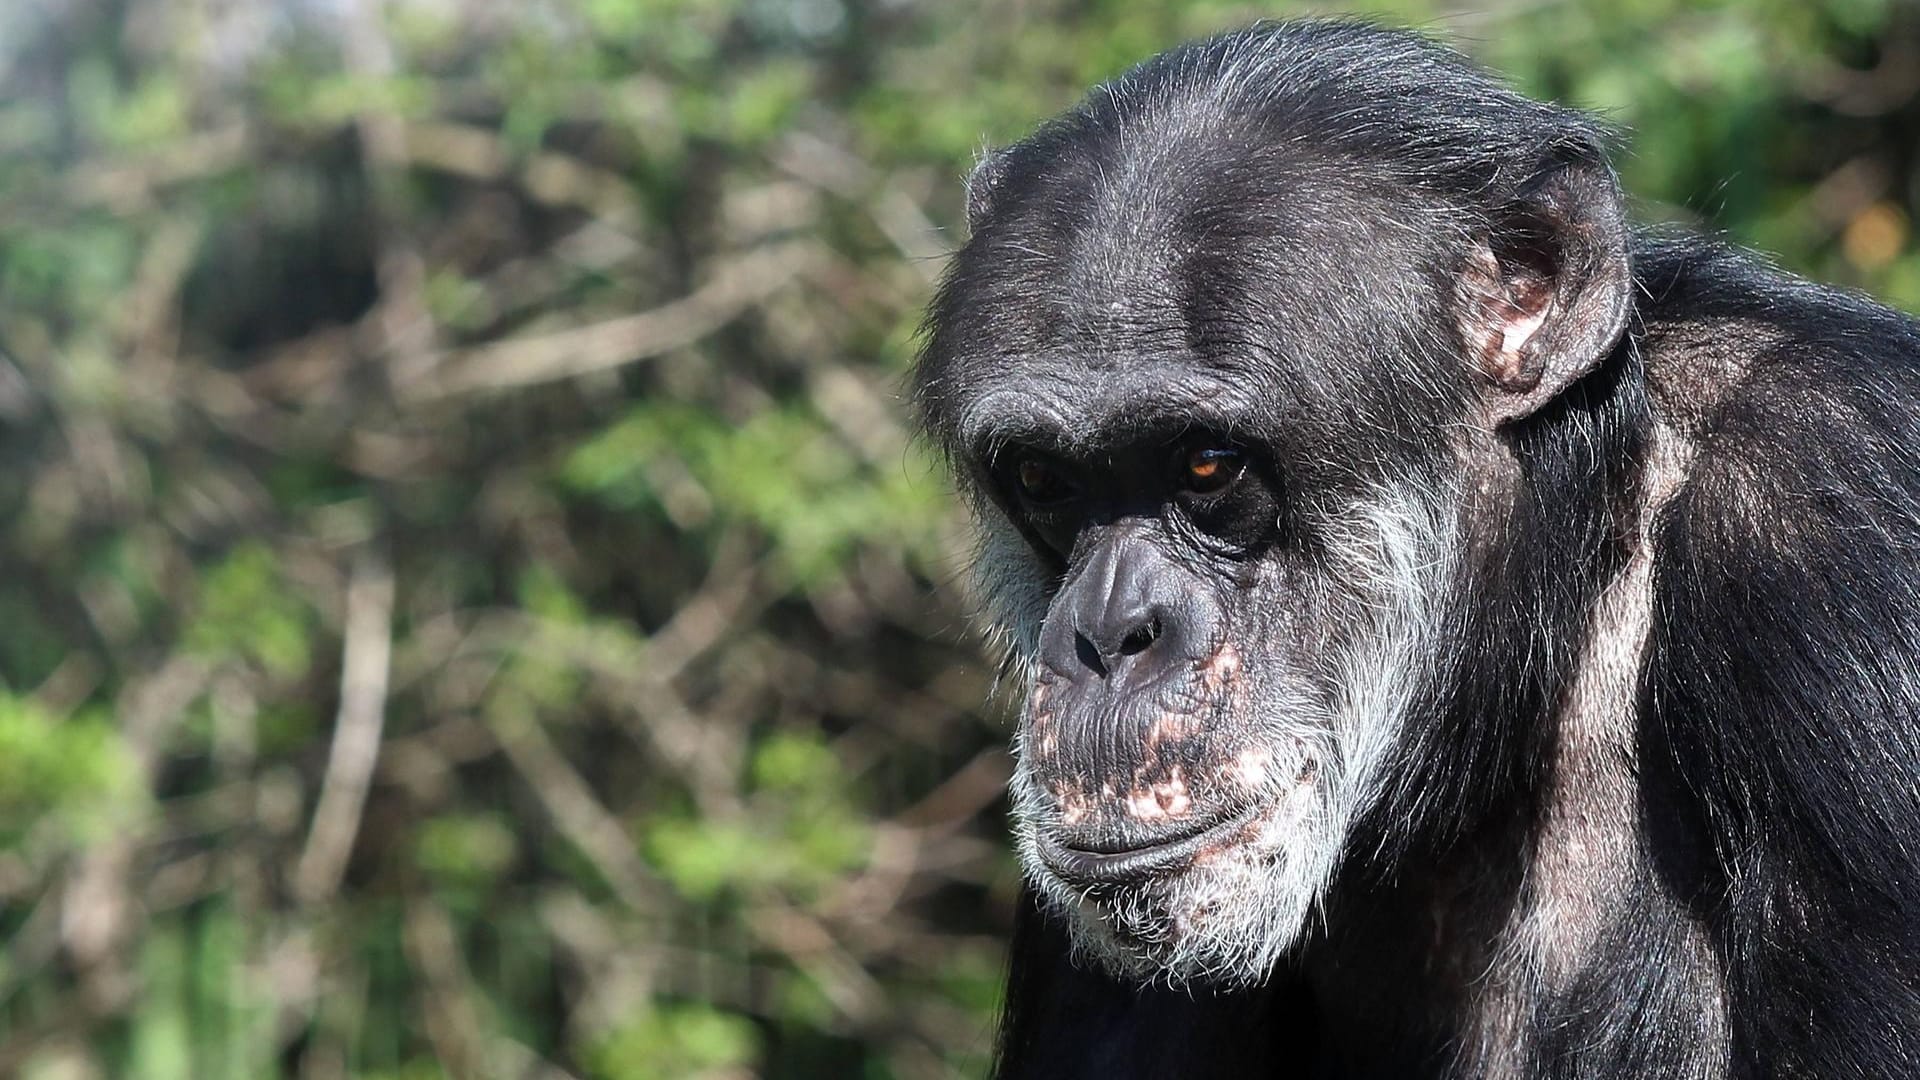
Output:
top-left (912, 19), bottom-right (1920, 1079)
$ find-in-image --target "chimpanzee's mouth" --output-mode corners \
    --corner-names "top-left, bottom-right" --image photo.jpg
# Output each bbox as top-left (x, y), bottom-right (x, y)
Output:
top-left (1037, 803), bottom-right (1265, 888)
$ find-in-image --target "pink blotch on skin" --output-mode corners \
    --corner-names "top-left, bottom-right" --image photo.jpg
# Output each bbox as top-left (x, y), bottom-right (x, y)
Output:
top-left (1125, 767), bottom-right (1192, 820)
top-left (1054, 784), bottom-right (1090, 825)
top-left (1229, 747), bottom-right (1273, 790)
top-left (1145, 711), bottom-right (1200, 748)
top-left (1199, 643), bottom-right (1241, 691)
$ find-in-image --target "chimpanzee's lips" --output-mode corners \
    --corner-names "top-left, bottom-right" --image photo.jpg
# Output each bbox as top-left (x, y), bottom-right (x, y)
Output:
top-left (1038, 803), bottom-right (1263, 888)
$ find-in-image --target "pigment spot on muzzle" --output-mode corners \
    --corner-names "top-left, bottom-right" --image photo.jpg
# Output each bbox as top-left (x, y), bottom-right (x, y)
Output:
top-left (1051, 781), bottom-right (1091, 825)
top-left (1024, 637), bottom-right (1255, 836)
top-left (1124, 766), bottom-right (1193, 821)
top-left (1229, 746), bottom-right (1272, 791)
top-left (1199, 642), bottom-right (1241, 692)
top-left (1027, 680), bottom-right (1058, 759)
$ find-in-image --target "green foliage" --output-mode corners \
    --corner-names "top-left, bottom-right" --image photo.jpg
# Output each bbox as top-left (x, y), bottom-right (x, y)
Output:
top-left (644, 815), bottom-right (774, 901)
top-left (750, 730), bottom-right (840, 793)
top-left (588, 1004), bottom-right (761, 1079)
top-left (417, 813), bottom-right (520, 888)
top-left (0, 696), bottom-right (137, 842)
top-left (185, 543), bottom-right (314, 680)
top-left (564, 403), bottom-right (947, 585)
top-left (644, 732), bottom-right (870, 902)
top-left (2, 0), bottom-right (1917, 1076)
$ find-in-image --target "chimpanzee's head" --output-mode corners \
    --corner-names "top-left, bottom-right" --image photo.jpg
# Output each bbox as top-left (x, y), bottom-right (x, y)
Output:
top-left (914, 22), bottom-right (1634, 984)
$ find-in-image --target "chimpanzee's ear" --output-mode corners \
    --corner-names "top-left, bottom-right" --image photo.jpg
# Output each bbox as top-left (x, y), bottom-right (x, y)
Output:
top-left (1457, 153), bottom-right (1633, 424)
top-left (966, 147), bottom-right (1009, 236)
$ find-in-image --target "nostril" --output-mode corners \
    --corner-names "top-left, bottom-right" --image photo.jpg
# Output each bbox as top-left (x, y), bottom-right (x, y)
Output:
top-left (1119, 616), bottom-right (1161, 657)
top-left (1074, 632), bottom-right (1109, 676)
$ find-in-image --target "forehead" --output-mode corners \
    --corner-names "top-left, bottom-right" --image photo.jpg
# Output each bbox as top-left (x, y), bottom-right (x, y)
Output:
top-left (955, 362), bottom-right (1264, 460)
top-left (922, 143), bottom-right (1432, 456)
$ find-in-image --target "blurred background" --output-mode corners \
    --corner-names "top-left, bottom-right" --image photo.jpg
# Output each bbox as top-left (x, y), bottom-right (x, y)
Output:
top-left (1, 0), bottom-right (1918, 1076)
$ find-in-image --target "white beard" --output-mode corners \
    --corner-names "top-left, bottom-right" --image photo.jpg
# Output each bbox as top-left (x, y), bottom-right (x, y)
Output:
top-left (1000, 487), bottom-right (1461, 985)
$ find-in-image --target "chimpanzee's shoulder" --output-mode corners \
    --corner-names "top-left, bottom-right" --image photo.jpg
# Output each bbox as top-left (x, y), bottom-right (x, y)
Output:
top-left (1635, 232), bottom-right (1920, 1076)
top-left (1637, 230), bottom-right (1920, 731)
top-left (1633, 230), bottom-right (1920, 460)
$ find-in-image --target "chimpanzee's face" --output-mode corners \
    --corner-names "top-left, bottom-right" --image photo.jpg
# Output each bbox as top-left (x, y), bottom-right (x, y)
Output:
top-left (920, 159), bottom-right (1481, 983)
top-left (977, 432), bottom-right (1462, 984)
top-left (913, 41), bottom-right (1636, 975)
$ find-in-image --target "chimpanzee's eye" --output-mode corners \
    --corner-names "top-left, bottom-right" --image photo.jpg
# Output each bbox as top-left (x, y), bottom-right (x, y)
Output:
top-left (1180, 446), bottom-right (1245, 495)
top-left (1013, 456), bottom-right (1075, 505)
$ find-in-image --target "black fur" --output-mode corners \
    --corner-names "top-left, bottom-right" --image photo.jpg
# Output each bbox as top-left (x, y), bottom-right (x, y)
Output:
top-left (915, 20), bottom-right (1920, 1079)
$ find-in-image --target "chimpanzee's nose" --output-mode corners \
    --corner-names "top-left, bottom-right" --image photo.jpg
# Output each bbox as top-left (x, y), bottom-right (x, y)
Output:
top-left (1072, 600), bottom-right (1165, 677)
top-left (1040, 529), bottom-right (1212, 686)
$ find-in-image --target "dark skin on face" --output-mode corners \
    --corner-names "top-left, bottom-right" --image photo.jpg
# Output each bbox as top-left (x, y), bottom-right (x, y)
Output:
top-left (917, 19), bottom-right (1920, 1080)
top-left (991, 432), bottom-right (1278, 870)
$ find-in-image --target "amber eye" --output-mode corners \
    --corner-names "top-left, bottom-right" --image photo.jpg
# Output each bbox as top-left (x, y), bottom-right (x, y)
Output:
top-left (1181, 446), bottom-right (1244, 495)
top-left (1014, 457), bottom-right (1074, 504)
